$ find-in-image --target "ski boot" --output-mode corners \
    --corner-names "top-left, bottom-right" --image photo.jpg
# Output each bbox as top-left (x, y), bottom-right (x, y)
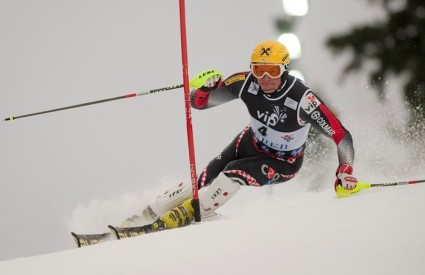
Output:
top-left (160, 199), bottom-right (194, 229)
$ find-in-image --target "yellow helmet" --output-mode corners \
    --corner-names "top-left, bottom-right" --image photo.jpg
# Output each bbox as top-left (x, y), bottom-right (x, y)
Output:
top-left (250, 41), bottom-right (290, 65)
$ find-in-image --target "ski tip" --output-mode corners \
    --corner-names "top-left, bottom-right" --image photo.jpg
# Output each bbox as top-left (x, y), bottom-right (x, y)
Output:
top-left (70, 232), bottom-right (82, 248)
top-left (108, 225), bottom-right (120, 239)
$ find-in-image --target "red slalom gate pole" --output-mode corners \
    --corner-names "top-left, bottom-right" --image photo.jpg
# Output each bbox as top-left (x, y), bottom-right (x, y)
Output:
top-left (179, 0), bottom-right (201, 222)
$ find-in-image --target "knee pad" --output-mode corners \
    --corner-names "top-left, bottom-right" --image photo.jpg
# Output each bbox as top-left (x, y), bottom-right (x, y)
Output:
top-left (198, 172), bottom-right (241, 216)
top-left (149, 182), bottom-right (192, 218)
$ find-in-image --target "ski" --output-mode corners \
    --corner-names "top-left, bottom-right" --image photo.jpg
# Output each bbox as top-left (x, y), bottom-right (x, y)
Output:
top-left (71, 219), bottom-right (167, 248)
top-left (71, 213), bottom-right (222, 248)
top-left (71, 231), bottom-right (116, 248)
top-left (108, 223), bottom-right (163, 239)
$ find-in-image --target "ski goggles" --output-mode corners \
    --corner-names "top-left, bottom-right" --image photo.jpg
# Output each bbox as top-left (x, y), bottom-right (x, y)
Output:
top-left (251, 64), bottom-right (288, 79)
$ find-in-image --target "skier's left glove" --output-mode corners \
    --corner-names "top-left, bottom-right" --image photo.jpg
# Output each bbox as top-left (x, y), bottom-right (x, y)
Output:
top-left (190, 69), bottom-right (223, 92)
top-left (334, 164), bottom-right (358, 191)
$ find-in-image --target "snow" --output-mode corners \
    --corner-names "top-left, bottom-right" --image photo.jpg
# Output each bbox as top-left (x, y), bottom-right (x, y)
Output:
top-left (0, 182), bottom-right (424, 275)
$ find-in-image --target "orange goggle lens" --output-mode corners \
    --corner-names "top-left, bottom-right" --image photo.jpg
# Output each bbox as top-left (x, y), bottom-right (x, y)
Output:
top-left (251, 64), bottom-right (286, 79)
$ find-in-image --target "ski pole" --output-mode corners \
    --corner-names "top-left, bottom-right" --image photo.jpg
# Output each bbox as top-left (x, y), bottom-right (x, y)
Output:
top-left (336, 179), bottom-right (425, 198)
top-left (3, 84), bottom-right (183, 122)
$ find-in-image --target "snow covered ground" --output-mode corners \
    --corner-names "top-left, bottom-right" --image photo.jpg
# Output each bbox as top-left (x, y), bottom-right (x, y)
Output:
top-left (0, 180), bottom-right (424, 275)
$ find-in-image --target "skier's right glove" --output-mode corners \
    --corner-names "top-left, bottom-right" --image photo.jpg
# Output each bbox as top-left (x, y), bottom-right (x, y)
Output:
top-left (190, 69), bottom-right (223, 92)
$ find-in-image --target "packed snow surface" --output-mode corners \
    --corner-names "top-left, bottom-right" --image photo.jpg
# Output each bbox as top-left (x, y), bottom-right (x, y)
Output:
top-left (0, 181), bottom-right (424, 275)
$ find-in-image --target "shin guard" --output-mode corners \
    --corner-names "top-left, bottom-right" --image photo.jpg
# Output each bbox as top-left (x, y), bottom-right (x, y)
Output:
top-left (198, 172), bottom-right (241, 216)
top-left (149, 182), bottom-right (192, 218)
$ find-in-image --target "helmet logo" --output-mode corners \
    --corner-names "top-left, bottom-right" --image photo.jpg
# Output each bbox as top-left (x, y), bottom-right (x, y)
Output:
top-left (260, 47), bottom-right (271, 56)
top-left (282, 53), bottom-right (289, 63)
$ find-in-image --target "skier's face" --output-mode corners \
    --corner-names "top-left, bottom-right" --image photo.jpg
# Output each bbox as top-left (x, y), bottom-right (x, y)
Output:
top-left (256, 75), bottom-right (282, 94)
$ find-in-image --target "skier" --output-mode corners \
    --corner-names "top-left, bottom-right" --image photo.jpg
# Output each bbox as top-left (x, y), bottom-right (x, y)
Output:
top-left (126, 40), bottom-right (357, 230)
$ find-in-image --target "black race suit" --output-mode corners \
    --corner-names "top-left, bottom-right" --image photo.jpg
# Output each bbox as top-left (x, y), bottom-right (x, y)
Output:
top-left (190, 72), bottom-right (354, 187)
